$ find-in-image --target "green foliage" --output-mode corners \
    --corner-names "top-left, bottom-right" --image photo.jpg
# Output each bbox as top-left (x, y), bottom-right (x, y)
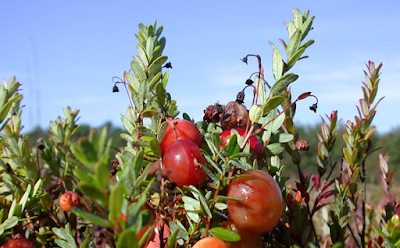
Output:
top-left (1, 8), bottom-right (399, 248)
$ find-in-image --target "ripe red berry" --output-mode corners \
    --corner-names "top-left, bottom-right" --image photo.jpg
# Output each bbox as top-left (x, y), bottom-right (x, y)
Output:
top-left (162, 139), bottom-right (207, 187)
top-left (219, 128), bottom-right (263, 156)
top-left (59, 191), bottom-right (80, 212)
top-left (223, 220), bottom-right (261, 248)
top-left (160, 119), bottom-right (203, 153)
top-left (227, 170), bottom-right (283, 233)
top-left (1, 238), bottom-right (33, 248)
top-left (192, 237), bottom-right (228, 248)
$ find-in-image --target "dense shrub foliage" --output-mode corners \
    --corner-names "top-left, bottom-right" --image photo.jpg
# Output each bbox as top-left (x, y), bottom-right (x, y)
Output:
top-left (1, 8), bottom-right (398, 248)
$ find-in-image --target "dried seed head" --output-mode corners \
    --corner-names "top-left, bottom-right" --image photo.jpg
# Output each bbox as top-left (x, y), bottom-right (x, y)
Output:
top-left (236, 91), bottom-right (245, 104)
top-left (295, 139), bottom-right (310, 151)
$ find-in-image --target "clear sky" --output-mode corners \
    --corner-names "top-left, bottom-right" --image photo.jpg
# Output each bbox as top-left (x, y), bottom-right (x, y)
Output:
top-left (1, 1), bottom-right (399, 134)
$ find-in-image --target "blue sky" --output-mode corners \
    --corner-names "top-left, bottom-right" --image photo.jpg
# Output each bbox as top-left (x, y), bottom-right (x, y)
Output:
top-left (1, 1), bottom-right (399, 134)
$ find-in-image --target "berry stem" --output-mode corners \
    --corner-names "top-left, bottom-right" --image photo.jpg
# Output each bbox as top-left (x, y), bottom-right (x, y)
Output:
top-left (205, 173), bottom-right (225, 237)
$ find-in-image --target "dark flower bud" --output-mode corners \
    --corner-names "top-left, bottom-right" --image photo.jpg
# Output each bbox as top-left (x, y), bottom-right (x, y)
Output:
top-left (164, 62), bottom-right (173, 68)
top-left (37, 139), bottom-right (45, 150)
top-left (241, 56), bottom-right (248, 64)
top-left (112, 85), bottom-right (119, 93)
top-left (309, 103), bottom-right (318, 113)
top-left (245, 79), bottom-right (254, 85)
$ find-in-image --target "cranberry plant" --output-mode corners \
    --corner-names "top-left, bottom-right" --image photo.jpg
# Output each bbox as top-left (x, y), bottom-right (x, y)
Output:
top-left (0, 8), bottom-right (398, 248)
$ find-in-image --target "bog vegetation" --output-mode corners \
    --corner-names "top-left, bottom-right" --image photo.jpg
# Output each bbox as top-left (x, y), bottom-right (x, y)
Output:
top-left (1, 8), bottom-right (399, 248)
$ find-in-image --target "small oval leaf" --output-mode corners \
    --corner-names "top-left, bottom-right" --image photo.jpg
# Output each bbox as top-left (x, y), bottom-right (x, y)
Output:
top-left (263, 96), bottom-right (284, 114)
top-left (210, 227), bottom-right (241, 242)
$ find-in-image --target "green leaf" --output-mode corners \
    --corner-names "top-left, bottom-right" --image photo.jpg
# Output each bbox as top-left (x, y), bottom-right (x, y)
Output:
top-left (71, 139), bottom-right (97, 167)
top-left (139, 79), bottom-right (149, 103)
top-left (292, 8), bottom-right (303, 29)
top-left (134, 55), bottom-right (146, 71)
top-left (338, 215), bottom-right (350, 228)
top-left (121, 115), bottom-right (135, 135)
top-left (266, 143), bottom-right (285, 155)
top-left (210, 227), bottom-right (241, 242)
top-left (198, 163), bottom-right (219, 183)
top-left (149, 71), bottom-right (162, 90)
top-left (52, 227), bottom-right (77, 247)
top-left (169, 221), bottom-right (189, 241)
top-left (0, 216), bottom-right (18, 230)
top-left (8, 200), bottom-right (17, 218)
top-left (269, 73), bottom-right (299, 97)
top-left (133, 149), bottom-right (145, 178)
top-left (33, 178), bottom-right (42, 197)
top-left (360, 99), bottom-right (369, 117)
top-left (137, 43), bottom-right (149, 66)
top-left (343, 147), bottom-right (352, 165)
top-left (186, 186), bottom-right (212, 217)
top-left (131, 89), bottom-right (144, 112)
top-left (249, 105), bottom-right (263, 123)
top-left (146, 37), bottom-right (156, 59)
top-left (270, 133), bottom-right (294, 143)
top-left (16, 184), bottom-right (31, 216)
top-left (182, 196), bottom-right (200, 208)
top-left (161, 71), bottom-right (169, 88)
top-left (214, 202), bottom-right (228, 210)
top-left (54, 240), bottom-right (77, 248)
top-left (184, 202), bottom-right (199, 223)
top-left (299, 39), bottom-right (315, 50)
top-left (255, 75), bottom-right (266, 103)
top-left (301, 16), bottom-right (315, 40)
top-left (287, 30), bottom-right (301, 59)
top-left (286, 47), bottom-right (305, 70)
top-left (270, 112), bottom-right (285, 133)
top-left (229, 159), bottom-right (252, 170)
top-left (0, 97), bottom-right (19, 122)
top-left (203, 154), bottom-right (222, 175)
top-left (149, 137), bottom-right (162, 158)
top-left (155, 83), bottom-right (166, 105)
top-left (95, 161), bottom-right (110, 189)
top-left (148, 56), bottom-right (168, 76)
top-left (287, 21), bottom-right (296, 38)
top-left (263, 96), bottom-right (284, 114)
top-left (272, 48), bottom-right (283, 80)
top-left (167, 228), bottom-right (179, 248)
top-left (152, 37), bottom-right (166, 60)
top-left (279, 38), bottom-right (287, 50)
top-left (0, 88), bottom-right (9, 111)
top-left (137, 126), bottom-right (156, 137)
top-left (126, 72), bottom-right (140, 92)
top-left (109, 183), bottom-right (124, 224)
top-left (117, 229), bottom-right (138, 248)
top-left (74, 169), bottom-right (94, 185)
top-left (71, 208), bottom-right (111, 228)
top-left (131, 60), bottom-right (146, 81)
top-left (224, 133), bottom-right (240, 156)
top-left (78, 183), bottom-right (108, 204)
top-left (80, 235), bottom-right (90, 248)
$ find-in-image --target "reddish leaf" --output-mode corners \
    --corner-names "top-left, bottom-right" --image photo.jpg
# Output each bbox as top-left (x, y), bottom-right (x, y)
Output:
top-left (316, 190), bottom-right (334, 203)
top-left (297, 92), bottom-right (311, 100)
top-left (322, 178), bottom-right (338, 193)
top-left (312, 203), bottom-right (329, 214)
top-left (311, 175), bottom-right (320, 191)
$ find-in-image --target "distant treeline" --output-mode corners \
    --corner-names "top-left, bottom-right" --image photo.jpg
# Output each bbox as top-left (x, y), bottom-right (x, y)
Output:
top-left (25, 122), bottom-right (400, 184)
